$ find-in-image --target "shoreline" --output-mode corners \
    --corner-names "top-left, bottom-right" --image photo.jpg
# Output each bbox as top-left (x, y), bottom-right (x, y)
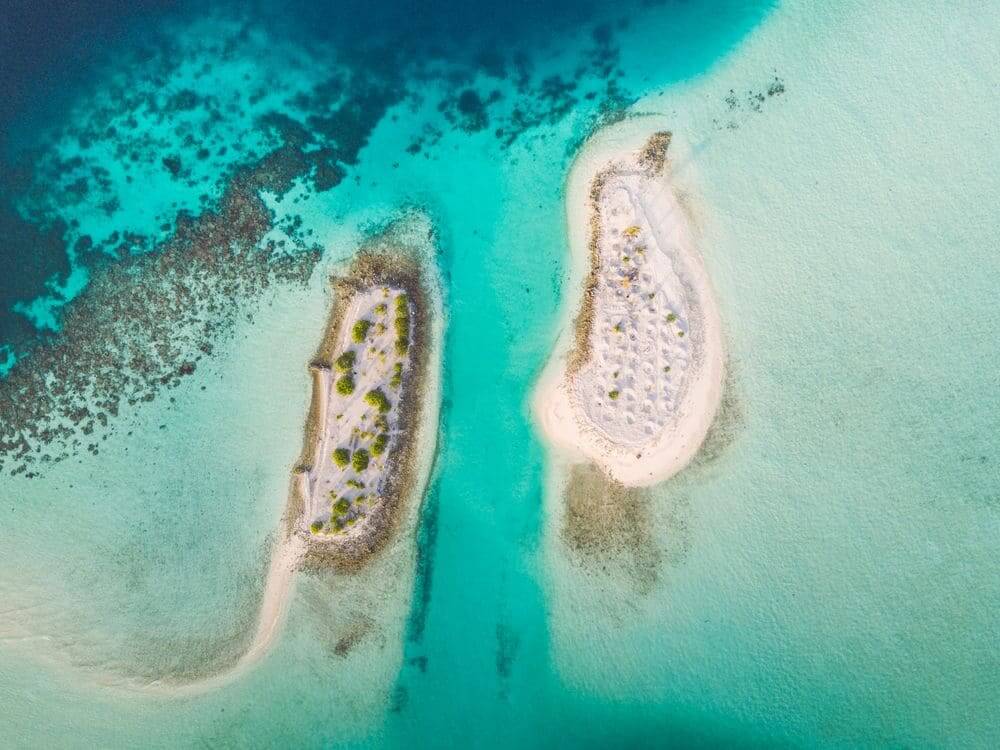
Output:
top-left (123, 215), bottom-right (443, 697)
top-left (295, 242), bottom-right (441, 572)
top-left (533, 117), bottom-right (725, 487)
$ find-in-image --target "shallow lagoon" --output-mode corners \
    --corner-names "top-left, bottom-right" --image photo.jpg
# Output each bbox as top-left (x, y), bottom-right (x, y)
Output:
top-left (1, 0), bottom-right (998, 747)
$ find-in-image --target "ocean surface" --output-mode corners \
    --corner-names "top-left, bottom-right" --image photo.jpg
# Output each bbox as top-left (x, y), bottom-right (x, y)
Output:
top-left (1, 0), bottom-right (998, 747)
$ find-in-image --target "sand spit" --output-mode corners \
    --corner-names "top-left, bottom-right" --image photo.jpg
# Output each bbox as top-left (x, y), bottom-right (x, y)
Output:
top-left (535, 119), bottom-right (725, 487)
top-left (115, 218), bottom-right (443, 697)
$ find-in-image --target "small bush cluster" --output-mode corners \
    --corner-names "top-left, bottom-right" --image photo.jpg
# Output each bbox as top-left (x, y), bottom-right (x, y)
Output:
top-left (335, 350), bottom-right (355, 372)
top-left (310, 520), bottom-right (323, 534)
top-left (352, 319), bottom-right (372, 343)
top-left (333, 447), bottom-right (351, 467)
top-left (394, 294), bottom-right (410, 355)
top-left (333, 497), bottom-right (351, 515)
top-left (352, 448), bottom-right (370, 472)
top-left (346, 478), bottom-right (364, 489)
top-left (390, 361), bottom-right (403, 389)
top-left (336, 374), bottom-right (355, 395)
top-left (365, 388), bottom-right (392, 414)
top-left (375, 303), bottom-right (387, 315)
top-left (371, 433), bottom-right (389, 457)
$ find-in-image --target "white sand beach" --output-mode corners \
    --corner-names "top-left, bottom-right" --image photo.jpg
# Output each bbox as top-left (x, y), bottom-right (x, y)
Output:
top-left (299, 286), bottom-right (415, 539)
top-left (535, 119), bottom-right (725, 486)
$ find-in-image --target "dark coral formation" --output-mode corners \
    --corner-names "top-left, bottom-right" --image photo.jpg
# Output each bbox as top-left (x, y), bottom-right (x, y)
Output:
top-left (0, 174), bottom-right (320, 478)
top-left (562, 463), bottom-right (662, 592)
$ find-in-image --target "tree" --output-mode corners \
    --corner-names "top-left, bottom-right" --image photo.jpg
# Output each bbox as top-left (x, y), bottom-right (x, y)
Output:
top-left (352, 319), bottom-right (372, 343)
top-left (352, 449), bottom-right (370, 472)
top-left (335, 350), bottom-right (355, 372)
top-left (336, 375), bottom-right (355, 395)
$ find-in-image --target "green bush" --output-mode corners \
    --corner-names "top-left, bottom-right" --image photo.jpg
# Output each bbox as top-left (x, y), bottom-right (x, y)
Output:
top-left (364, 388), bottom-right (392, 413)
top-left (395, 338), bottom-right (409, 356)
top-left (335, 350), bottom-right (355, 372)
top-left (309, 520), bottom-right (323, 534)
top-left (395, 293), bottom-right (408, 313)
top-left (335, 375), bottom-right (355, 395)
top-left (393, 315), bottom-right (409, 338)
top-left (352, 319), bottom-right (372, 343)
top-left (608, 390), bottom-right (620, 400)
top-left (375, 303), bottom-right (387, 315)
top-left (352, 448), bottom-right (370, 472)
top-left (333, 497), bottom-right (351, 515)
top-left (666, 312), bottom-right (677, 323)
top-left (371, 433), bottom-right (389, 456)
top-left (333, 447), bottom-right (351, 467)
top-left (390, 362), bottom-right (403, 389)
top-left (346, 478), bottom-right (364, 489)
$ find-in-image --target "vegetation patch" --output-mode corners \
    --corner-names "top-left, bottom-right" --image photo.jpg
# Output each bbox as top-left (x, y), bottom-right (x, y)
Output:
top-left (351, 448), bottom-right (370, 472)
top-left (371, 432), bottom-right (389, 456)
top-left (352, 319), bottom-right (372, 343)
top-left (333, 447), bottom-right (351, 467)
top-left (365, 388), bottom-right (392, 413)
top-left (390, 361), bottom-right (404, 389)
top-left (336, 374), bottom-right (355, 395)
top-left (335, 350), bottom-right (356, 372)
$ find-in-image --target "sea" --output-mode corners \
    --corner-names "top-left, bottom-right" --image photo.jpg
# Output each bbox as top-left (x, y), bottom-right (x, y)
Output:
top-left (1, 0), bottom-right (998, 747)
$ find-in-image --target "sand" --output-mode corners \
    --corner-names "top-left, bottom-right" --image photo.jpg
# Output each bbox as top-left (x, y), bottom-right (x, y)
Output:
top-left (534, 119), bottom-right (725, 487)
top-left (300, 286), bottom-right (415, 539)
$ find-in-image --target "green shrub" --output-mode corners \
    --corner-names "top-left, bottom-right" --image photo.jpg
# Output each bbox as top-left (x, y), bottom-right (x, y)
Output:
top-left (395, 293), bottom-right (408, 313)
top-left (374, 414), bottom-right (389, 431)
top-left (352, 449), bottom-right (370, 472)
top-left (677, 330), bottom-right (685, 338)
top-left (395, 338), bottom-right (409, 356)
top-left (375, 303), bottom-right (387, 315)
top-left (666, 312), bottom-right (677, 323)
top-left (608, 390), bottom-right (620, 400)
top-left (335, 375), bottom-right (355, 395)
top-left (364, 388), bottom-right (392, 413)
top-left (309, 520), bottom-right (323, 534)
top-left (335, 351), bottom-right (355, 372)
top-left (393, 315), bottom-right (409, 338)
top-left (333, 447), bottom-right (350, 467)
top-left (371, 433), bottom-right (389, 456)
top-left (333, 497), bottom-right (351, 515)
top-left (346, 478), bottom-right (364, 489)
top-left (351, 319), bottom-right (372, 343)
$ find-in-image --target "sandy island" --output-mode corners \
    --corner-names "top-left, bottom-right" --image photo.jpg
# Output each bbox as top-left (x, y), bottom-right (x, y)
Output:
top-left (131, 221), bottom-right (442, 696)
top-left (535, 121), bottom-right (724, 487)
top-left (289, 247), bottom-right (439, 570)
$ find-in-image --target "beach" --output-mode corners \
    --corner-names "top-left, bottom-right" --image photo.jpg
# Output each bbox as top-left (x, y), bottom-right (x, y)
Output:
top-left (535, 118), bottom-right (725, 486)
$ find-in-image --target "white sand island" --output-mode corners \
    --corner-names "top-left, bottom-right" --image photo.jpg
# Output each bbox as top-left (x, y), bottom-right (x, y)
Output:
top-left (535, 121), bottom-right (724, 486)
top-left (291, 248), bottom-right (438, 569)
top-left (133, 228), bottom-right (442, 697)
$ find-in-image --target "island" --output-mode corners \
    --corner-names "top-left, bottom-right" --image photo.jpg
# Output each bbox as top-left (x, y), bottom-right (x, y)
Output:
top-left (290, 245), bottom-right (439, 570)
top-left (535, 123), bottom-right (725, 486)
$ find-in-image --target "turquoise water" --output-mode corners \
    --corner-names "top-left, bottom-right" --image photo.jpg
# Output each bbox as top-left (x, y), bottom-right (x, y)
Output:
top-left (2, 0), bottom-right (999, 747)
